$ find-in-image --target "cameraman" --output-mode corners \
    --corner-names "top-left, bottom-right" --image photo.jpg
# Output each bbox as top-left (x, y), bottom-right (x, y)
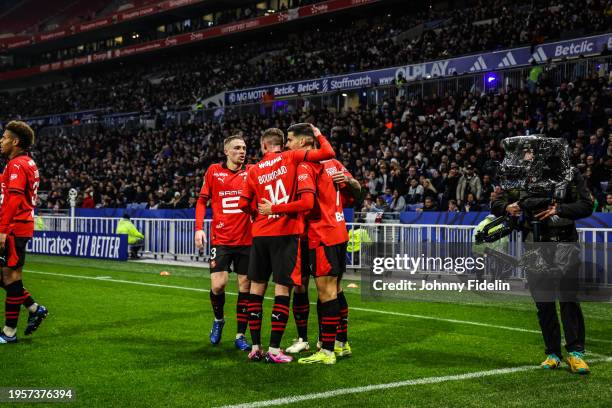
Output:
top-left (491, 149), bottom-right (593, 374)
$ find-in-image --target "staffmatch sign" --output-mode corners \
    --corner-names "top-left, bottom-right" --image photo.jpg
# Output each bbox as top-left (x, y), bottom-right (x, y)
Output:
top-left (27, 231), bottom-right (128, 261)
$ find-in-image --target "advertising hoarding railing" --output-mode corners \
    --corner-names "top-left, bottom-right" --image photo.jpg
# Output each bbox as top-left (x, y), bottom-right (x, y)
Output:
top-left (38, 216), bottom-right (610, 285)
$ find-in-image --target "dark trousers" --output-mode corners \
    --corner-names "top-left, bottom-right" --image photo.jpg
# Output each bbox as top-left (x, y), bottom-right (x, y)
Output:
top-left (535, 301), bottom-right (585, 357)
top-left (526, 241), bottom-right (585, 357)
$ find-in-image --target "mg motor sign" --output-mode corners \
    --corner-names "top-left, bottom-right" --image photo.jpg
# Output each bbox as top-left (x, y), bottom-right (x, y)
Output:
top-left (228, 89), bottom-right (270, 104)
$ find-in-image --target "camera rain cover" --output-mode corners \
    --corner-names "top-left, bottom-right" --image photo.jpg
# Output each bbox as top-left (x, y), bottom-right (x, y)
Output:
top-left (499, 135), bottom-right (574, 194)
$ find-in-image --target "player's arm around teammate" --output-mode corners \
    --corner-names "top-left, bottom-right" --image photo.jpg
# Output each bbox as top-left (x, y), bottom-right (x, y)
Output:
top-left (237, 127), bottom-right (336, 363)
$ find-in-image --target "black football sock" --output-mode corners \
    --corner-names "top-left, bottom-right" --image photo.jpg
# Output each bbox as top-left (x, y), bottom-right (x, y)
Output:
top-left (210, 291), bottom-right (225, 320)
top-left (337, 291), bottom-right (349, 343)
top-left (248, 294), bottom-right (264, 347)
top-left (316, 299), bottom-right (323, 343)
top-left (292, 291), bottom-right (309, 341)
top-left (22, 288), bottom-right (36, 311)
top-left (236, 292), bottom-right (249, 335)
top-left (319, 298), bottom-right (340, 352)
top-left (269, 295), bottom-right (290, 349)
top-left (4, 280), bottom-right (24, 331)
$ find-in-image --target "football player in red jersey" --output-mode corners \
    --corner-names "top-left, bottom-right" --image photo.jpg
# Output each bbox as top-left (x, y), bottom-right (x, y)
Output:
top-left (0, 121), bottom-right (48, 344)
top-left (238, 125), bottom-right (335, 363)
top-left (259, 124), bottom-right (360, 364)
top-left (194, 134), bottom-right (253, 351)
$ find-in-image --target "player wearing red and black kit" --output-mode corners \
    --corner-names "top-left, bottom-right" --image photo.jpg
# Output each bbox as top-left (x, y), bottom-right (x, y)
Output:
top-left (196, 162), bottom-right (252, 273)
top-left (0, 154), bottom-right (39, 266)
top-left (238, 126), bottom-right (335, 363)
top-left (0, 121), bottom-right (47, 344)
top-left (304, 159), bottom-right (352, 277)
top-left (304, 159), bottom-right (359, 358)
top-left (194, 135), bottom-right (253, 350)
top-left (265, 130), bottom-right (355, 362)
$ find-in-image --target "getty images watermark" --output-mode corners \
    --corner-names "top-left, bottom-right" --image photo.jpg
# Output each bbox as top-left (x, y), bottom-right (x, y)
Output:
top-left (369, 254), bottom-right (511, 293)
top-left (359, 242), bottom-right (611, 303)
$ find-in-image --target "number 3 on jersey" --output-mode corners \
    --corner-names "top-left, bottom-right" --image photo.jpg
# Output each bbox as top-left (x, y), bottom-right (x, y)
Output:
top-left (264, 179), bottom-right (289, 218)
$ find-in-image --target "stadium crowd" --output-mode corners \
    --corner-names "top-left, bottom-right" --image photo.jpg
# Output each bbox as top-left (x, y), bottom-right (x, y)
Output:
top-left (1, 0), bottom-right (610, 119)
top-left (34, 65), bottom-right (612, 213)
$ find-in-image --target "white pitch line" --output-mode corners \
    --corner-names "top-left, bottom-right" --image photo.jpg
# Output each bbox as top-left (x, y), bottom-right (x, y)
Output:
top-left (25, 269), bottom-right (612, 344)
top-left (216, 358), bottom-right (612, 408)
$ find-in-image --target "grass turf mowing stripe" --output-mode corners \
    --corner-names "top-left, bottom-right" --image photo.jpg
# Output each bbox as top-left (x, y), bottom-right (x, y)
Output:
top-left (216, 358), bottom-right (612, 408)
top-left (25, 269), bottom-right (612, 345)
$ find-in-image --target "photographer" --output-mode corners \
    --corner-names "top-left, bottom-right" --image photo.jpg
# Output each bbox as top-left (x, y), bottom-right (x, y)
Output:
top-left (491, 143), bottom-right (593, 374)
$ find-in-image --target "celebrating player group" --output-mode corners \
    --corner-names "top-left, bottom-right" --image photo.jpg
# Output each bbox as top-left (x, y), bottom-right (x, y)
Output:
top-left (194, 123), bottom-right (360, 364)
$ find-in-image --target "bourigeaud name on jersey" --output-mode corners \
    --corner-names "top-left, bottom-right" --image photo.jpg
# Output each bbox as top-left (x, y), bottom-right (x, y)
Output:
top-left (258, 166), bottom-right (287, 184)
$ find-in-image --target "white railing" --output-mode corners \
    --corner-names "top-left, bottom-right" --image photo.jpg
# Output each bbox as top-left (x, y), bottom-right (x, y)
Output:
top-left (38, 215), bottom-right (610, 283)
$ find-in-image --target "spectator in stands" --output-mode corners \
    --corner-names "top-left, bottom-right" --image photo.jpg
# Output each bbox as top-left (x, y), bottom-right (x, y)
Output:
top-left (82, 191), bottom-right (95, 208)
top-left (480, 174), bottom-right (496, 205)
top-left (382, 188), bottom-right (393, 205)
top-left (418, 196), bottom-right (438, 212)
top-left (443, 165), bottom-right (461, 205)
top-left (463, 193), bottom-right (481, 212)
top-left (389, 190), bottom-right (406, 212)
top-left (487, 192), bottom-right (497, 210)
top-left (590, 192), bottom-right (600, 213)
top-left (421, 178), bottom-right (438, 200)
top-left (406, 178), bottom-right (424, 204)
top-left (602, 193), bottom-right (612, 213)
top-left (585, 134), bottom-right (605, 159)
top-left (447, 199), bottom-right (459, 212)
top-left (366, 171), bottom-right (383, 196)
top-left (372, 195), bottom-right (390, 213)
top-left (457, 164), bottom-right (482, 205)
top-left (361, 194), bottom-right (375, 213)
top-left (388, 167), bottom-right (404, 194)
top-left (169, 191), bottom-right (189, 209)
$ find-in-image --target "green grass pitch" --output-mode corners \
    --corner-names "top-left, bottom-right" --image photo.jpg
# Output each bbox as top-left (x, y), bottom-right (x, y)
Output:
top-left (1, 255), bottom-right (611, 407)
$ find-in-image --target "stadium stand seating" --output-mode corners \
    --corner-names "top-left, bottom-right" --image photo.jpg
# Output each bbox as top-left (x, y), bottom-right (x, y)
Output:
top-left (0, 0), bottom-right (609, 119)
top-left (32, 70), bottom-right (611, 213)
top-left (0, 0), bottom-right (161, 35)
top-left (0, 0), bottom-right (608, 213)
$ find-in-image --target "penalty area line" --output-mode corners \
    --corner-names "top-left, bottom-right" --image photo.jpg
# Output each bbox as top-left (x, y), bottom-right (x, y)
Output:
top-left (215, 358), bottom-right (612, 408)
top-left (25, 269), bottom-right (612, 345)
